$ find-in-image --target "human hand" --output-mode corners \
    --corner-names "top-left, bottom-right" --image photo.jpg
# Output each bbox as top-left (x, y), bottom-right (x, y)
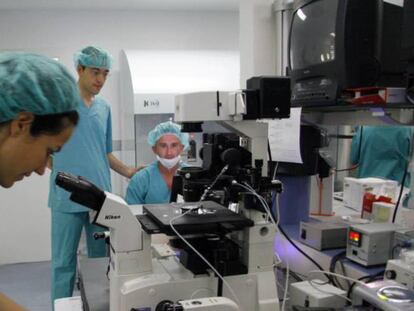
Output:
top-left (127, 165), bottom-right (145, 178)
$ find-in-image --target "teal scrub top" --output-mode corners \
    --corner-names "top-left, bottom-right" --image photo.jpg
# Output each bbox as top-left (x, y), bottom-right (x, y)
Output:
top-left (125, 161), bottom-right (174, 205)
top-left (350, 126), bottom-right (412, 186)
top-left (48, 97), bottom-right (113, 213)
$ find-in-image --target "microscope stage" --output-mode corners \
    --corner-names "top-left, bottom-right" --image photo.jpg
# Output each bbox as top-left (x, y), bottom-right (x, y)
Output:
top-left (137, 201), bottom-right (253, 236)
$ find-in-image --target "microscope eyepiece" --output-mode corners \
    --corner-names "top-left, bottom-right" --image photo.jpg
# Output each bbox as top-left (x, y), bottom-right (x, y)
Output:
top-left (55, 172), bottom-right (106, 212)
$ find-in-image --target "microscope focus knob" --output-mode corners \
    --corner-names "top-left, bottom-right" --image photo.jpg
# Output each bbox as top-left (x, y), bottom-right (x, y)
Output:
top-left (385, 270), bottom-right (397, 280)
top-left (93, 231), bottom-right (109, 240)
top-left (155, 300), bottom-right (184, 311)
top-left (221, 148), bottom-right (241, 167)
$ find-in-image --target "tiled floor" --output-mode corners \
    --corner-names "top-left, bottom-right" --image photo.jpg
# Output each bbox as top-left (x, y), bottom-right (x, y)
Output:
top-left (0, 261), bottom-right (81, 311)
top-left (0, 261), bottom-right (52, 310)
top-left (0, 261), bottom-right (292, 311)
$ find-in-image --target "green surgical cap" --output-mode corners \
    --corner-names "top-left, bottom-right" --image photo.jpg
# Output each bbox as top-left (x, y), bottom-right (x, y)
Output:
top-left (73, 46), bottom-right (112, 70)
top-left (147, 121), bottom-right (189, 149)
top-left (0, 52), bottom-right (80, 123)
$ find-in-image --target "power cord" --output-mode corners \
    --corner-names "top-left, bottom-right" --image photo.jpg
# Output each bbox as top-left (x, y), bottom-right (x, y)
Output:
top-left (232, 182), bottom-right (289, 310)
top-left (346, 270), bottom-right (385, 299)
top-left (308, 270), bottom-right (366, 304)
top-left (392, 158), bottom-right (409, 223)
top-left (328, 251), bottom-right (348, 289)
top-left (169, 208), bottom-right (241, 309)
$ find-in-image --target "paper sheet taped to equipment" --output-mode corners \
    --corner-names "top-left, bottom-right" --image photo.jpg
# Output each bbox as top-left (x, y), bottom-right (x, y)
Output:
top-left (268, 107), bottom-right (303, 164)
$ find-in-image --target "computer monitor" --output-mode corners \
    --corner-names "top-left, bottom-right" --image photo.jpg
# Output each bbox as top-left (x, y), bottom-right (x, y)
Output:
top-left (401, 0), bottom-right (414, 61)
top-left (289, 0), bottom-right (406, 107)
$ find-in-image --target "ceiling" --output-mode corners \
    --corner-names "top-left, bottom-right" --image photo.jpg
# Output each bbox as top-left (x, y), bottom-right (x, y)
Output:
top-left (0, 0), bottom-right (239, 11)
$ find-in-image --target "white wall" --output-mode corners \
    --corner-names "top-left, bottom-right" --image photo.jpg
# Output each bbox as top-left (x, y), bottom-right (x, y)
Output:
top-left (0, 9), bottom-right (239, 264)
top-left (239, 0), bottom-right (277, 87)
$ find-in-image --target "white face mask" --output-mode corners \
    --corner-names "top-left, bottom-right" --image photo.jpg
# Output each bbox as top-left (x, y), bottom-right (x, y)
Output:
top-left (156, 155), bottom-right (181, 170)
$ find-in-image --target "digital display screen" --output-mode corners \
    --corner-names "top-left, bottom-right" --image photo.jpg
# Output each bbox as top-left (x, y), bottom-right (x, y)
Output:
top-left (349, 230), bottom-right (362, 246)
top-left (290, 0), bottom-right (338, 70)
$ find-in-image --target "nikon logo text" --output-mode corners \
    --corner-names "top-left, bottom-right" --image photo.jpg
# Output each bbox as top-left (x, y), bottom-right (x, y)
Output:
top-left (105, 215), bottom-right (121, 220)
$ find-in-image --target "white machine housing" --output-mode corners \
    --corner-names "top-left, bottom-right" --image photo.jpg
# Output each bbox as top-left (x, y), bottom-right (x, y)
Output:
top-left (86, 90), bottom-right (282, 310)
top-left (95, 192), bottom-right (279, 311)
top-left (179, 297), bottom-right (239, 310)
top-left (299, 221), bottom-right (348, 251)
top-left (346, 223), bottom-right (404, 266)
top-left (289, 280), bottom-right (347, 308)
top-left (175, 91), bottom-right (269, 176)
top-left (385, 259), bottom-right (414, 291)
top-left (353, 280), bottom-right (414, 311)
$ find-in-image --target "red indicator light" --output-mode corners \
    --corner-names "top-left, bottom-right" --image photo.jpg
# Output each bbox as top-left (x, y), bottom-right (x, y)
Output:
top-left (349, 231), bottom-right (360, 242)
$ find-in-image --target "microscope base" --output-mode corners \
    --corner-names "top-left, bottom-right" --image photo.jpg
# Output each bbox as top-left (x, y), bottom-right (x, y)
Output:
top-left (110, 257), bottom-right (279, 311)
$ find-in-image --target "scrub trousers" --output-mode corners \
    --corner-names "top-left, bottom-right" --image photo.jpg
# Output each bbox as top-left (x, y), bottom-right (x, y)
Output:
top-left (51, 210), bottom-right (107, 307)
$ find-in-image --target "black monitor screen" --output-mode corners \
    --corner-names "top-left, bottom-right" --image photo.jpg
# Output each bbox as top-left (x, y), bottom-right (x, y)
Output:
top-left (401, 0), bottom-right (414, 60)
top-left (290, 0), bottom-right (339, 70)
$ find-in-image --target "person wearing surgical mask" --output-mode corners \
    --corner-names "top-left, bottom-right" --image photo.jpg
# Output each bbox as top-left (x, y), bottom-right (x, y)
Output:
top-left (125, 121), bottom-right (189, 205)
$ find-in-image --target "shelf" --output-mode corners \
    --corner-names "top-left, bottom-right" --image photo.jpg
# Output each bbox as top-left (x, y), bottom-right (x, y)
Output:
top-left (299, 103), bottom-right (414, 126)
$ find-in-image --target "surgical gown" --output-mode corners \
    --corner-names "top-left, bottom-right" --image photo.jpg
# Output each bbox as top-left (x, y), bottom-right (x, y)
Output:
top-left (48, 97), bottom-right (112, 304)
top-left (350, 126), bottom-right (412, 186)
top-left (125, 161), bottom-right (174, 204)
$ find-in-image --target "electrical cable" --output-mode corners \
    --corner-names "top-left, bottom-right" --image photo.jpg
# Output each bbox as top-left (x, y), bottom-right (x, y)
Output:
top-left (276, 194), bottom-right (290, 311)
top-left (199, 165), bottom-right (229, 202)
top-left (233, 182), bottom-right (277, 227)
top-left (328, 251), bottom-right (347, 289)
top-left (267, 139), bottom-right (323, 271)
top-left (392, 158), bottom-right (409, 223)
top-left (241, 181), bottom-right (273, 221)
top-left (190, 288), bottom-right (215, 299)
top-left (392, 134), bottom-right (414, 223)
top-left (276, 222), bottom-right (332, 278)
top-left (338, 257), bottom-right (351, 289)
top-left (308, 278), bottom-right (353, 304)
top-left (233, 181), bottom-right (289, 310)
top-left (290, 270), bottom-right (305, 282)
top-left (273, 162), bottom-right (279, 180)
top-left (406, 86), bottom-right (414, 104)
top-left (168, 165), bottom-right (241, 308)
top-left (392, 244), bottom-right (402, 259)
top-left (329, 134), bottom-right (354, 139)
top-left (169, 209), bottom-right (241, 309)
top-left (334, 165), bottom-right (358, 173)
top-left (308, 270), bottom-right (366, 304)
top-left (267, 141), bottom-right (339, 304)
top-left (276, 190), bottom-right (342, 288)
top-left (346, 270), bottom-right (385, 299)
top-left (281, 260), bottom-right (290, 311)
top-left (266, 140), bottom-right (338, 306)
top-left (335, 126), bottom-right (363, 172)
top-left (278, 267), bottom-right (305, 282)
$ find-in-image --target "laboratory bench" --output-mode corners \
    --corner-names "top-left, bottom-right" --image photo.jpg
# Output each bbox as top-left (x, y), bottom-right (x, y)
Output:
top-left (77, 200), bottom-right (396, 311)
top-left (275, 199), bottom-right (388, 283)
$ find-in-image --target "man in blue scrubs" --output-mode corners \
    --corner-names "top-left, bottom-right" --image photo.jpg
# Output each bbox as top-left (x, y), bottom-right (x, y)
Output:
top-left (350, 126), bottom-right (412, 186)
top-left (125, 121), bottom-right (188, 204)
top-left (48, 46), bottom-right (138, 305)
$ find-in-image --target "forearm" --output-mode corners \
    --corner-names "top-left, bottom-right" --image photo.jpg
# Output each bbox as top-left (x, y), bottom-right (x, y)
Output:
top-left (0, 293), bottom-right (26, 311)
top-left (47, 156), bottom-right (53, 170)
top-left (108, 153), bottom-right (132, 178)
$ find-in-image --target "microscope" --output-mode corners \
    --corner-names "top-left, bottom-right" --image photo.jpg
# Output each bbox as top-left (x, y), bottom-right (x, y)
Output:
top-left (56, 76), bottom-right (291, 311)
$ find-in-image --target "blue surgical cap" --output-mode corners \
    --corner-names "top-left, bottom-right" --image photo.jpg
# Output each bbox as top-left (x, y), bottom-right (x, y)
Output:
top-left (147, 121), bottom-right (189, 149)
top-left (73, 46), bottom-right (112, 70)
top-left (0, 52), bottom-right (80, 123)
